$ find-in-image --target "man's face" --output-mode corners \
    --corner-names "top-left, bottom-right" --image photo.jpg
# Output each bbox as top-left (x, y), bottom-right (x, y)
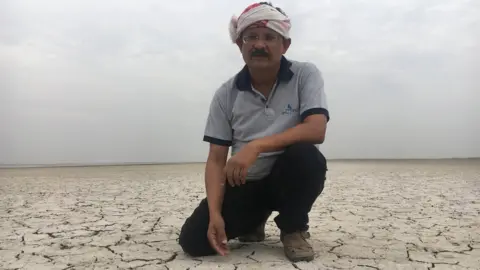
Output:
top-left (237, 26), bottom-right (291, 69)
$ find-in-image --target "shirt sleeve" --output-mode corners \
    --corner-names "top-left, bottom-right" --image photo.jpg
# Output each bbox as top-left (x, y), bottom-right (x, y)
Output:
top-left (299, 62), bottom-right (330, 122)
top-left (202, 87), bottom-right (233, 146)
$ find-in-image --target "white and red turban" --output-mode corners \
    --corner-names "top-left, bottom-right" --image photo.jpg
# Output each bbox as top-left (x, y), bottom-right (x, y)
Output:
top-left (228, 2), bottom-right (291, 43)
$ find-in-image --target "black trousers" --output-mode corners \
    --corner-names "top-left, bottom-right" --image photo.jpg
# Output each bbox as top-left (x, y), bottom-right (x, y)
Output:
top-left (178, 143), bottom-right (327, 257)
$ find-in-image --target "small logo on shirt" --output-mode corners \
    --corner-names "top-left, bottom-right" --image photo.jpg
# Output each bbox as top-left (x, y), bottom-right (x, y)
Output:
top-left (282, 104), bottom-right (298, 115)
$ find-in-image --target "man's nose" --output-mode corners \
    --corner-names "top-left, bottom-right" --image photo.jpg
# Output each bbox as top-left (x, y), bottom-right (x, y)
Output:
top-left (252, 40), bottom-right (267, 49)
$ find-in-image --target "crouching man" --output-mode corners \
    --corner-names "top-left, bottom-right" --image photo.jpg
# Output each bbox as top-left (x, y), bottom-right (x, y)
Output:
top-left (178, 1), bottom-right (330, 262)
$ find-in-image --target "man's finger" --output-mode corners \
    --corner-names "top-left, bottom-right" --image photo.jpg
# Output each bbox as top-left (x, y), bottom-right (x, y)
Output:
top-left (237, 167), bottom-right (244, 185)
top-left (208, 231), bottom-right (226, 256)
top-left (224, 165), bottom-right (234, 187)
top-left (217, 228), bottom-right (229, 256)
top-left (228, 166), bottom-right (236, 187)
top-left (240, 167), bottom-right (248, 185)
top-left (208, 231), bottom-right (220, 253)
top-left (233, 167), bottom-right (242, 186)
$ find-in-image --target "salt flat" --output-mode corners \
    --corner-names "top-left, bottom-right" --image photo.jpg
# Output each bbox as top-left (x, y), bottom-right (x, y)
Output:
top-left (1, 160), bottom-right (479, 270)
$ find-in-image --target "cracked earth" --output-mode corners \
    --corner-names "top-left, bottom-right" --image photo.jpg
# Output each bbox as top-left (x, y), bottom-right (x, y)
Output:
top-left (1, 160), bottom-right (479, 270)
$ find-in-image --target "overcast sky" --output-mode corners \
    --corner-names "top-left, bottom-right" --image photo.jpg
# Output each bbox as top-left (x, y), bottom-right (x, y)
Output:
top-left (1, 0), bottom-right (479, 166)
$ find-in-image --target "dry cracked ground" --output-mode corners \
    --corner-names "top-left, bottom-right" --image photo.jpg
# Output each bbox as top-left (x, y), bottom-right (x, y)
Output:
top-left (1, 160), bottom-right (479, 270)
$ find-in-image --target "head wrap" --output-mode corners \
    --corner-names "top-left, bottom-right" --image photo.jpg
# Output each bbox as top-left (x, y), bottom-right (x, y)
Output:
top-left (229, 2), bottom-right (291, 43)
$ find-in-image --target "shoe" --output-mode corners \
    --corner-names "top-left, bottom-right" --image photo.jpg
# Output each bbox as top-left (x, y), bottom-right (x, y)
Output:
top-left (280, 231), bottom-right (314, 262)
top-left (238, 220), bottom-right (267, 242)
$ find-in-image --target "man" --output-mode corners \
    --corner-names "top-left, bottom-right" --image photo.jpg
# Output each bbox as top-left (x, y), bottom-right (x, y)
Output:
top-left (178, 2), bottom-right (330, 262)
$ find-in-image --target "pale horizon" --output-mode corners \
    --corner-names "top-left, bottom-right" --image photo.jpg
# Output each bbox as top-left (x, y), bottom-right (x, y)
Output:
top-left (1, 0), bottom-right (479, 167)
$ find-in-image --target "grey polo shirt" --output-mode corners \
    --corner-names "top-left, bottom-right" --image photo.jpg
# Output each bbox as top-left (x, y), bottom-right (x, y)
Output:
top-left (203, 56), bottom-right (330, 181)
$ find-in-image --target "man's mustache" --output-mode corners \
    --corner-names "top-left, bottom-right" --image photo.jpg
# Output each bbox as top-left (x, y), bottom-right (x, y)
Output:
top-left (251, 49), bottom-right (269, 58)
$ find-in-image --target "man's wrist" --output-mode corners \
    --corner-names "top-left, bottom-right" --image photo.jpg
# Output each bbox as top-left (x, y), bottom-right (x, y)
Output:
top-left (209, 210), bottom-right (222, 219)
top-left (249, 139), bottom-right (266, 154)
top-left (207, 200), bottom-right (223, 218)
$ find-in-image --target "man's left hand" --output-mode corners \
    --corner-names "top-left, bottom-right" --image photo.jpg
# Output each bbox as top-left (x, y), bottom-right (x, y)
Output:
top-left (224, 142), bottom-right (261, 187)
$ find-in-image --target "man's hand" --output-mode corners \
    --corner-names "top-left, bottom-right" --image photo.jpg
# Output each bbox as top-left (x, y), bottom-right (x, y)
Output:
top-left (207, 213), bottom-right (228, 256)
top-left (224, 142), bottom-right (260, 187)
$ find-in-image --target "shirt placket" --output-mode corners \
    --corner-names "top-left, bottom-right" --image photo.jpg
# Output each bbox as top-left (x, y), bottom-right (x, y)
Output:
top-left (264, 81), bottom-right (278, 119)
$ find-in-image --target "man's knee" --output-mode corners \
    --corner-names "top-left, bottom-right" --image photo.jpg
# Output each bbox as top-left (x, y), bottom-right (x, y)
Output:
top-left (281, 142), bottom-right (327, 194)
top-left (178, 220), bottom-right (215, 257)
top-left (283, 143), bottom-right (327, 170)
top-left (178, 201), bottom-right (216, 257)
top-left (178, 221), bottom-right (196, 256)
top-left (178, 232), bottom-right (203, 257)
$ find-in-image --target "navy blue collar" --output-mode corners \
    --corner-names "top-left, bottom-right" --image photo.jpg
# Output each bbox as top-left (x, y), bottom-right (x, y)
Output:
top-left (235, 56), bottom-right (294, 91)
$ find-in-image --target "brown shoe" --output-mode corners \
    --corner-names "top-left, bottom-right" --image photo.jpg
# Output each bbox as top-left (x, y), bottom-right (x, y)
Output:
top-left (238, 211), bottom-right (272, 242)
top-left (238, 220), bottom-right (267, 242)
top-left (280, 231), bottom-right (314, 262)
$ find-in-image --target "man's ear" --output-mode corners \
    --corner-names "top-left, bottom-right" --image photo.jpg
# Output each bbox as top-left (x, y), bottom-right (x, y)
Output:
top-left (236, 39), bottom-right (243, 51)
top-left (282, 38), bottom-right (291, 53)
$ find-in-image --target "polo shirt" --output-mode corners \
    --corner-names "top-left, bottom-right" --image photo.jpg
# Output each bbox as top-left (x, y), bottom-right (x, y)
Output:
top-left (203, 56), bottom-right (330, 181)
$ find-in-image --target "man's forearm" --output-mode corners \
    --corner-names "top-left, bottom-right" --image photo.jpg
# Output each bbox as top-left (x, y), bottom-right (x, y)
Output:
top-left (204, 160), bottom-right (226, 216)
top-left (254, 115), bottom-right (327, 153)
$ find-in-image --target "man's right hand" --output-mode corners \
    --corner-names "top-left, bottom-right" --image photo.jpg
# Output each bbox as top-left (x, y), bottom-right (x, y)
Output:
top-left (207, 213), bottom-right (229, 256)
